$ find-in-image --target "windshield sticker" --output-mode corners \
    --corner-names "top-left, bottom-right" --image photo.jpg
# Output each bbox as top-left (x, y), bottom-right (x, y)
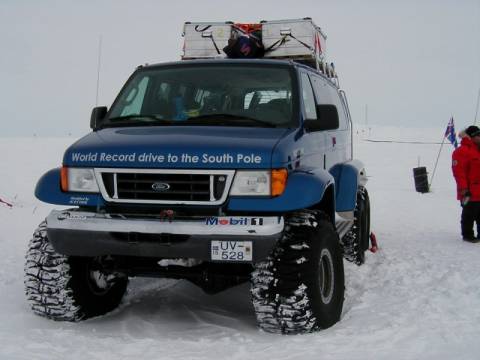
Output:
top-left (70, 152), bottom-right (262, 165)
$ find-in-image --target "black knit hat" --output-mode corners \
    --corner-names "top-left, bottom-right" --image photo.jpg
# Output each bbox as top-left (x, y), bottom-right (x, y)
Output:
top-left (466, 126), bottom-right (480, 137)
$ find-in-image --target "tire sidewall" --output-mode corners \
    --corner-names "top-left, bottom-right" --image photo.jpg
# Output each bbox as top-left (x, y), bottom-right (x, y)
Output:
top-left (363, 189), bottom-right (371, 250)
top-left (356, 188), bottom-right (369, 259)
top-left (358, 194), bottom-right (368, 253)
top-left (305, 219), bottom-right (345, 329)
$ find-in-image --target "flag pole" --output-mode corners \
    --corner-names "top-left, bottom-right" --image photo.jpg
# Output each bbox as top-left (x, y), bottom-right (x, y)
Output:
top-left (95, 35), bottom-right (103, 106)
top-left (429, 122), bottom-right (449, 189)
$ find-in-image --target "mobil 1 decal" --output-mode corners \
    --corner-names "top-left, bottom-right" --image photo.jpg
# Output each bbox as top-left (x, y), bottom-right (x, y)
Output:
top-left (205, 217), bottom-right (264, 226)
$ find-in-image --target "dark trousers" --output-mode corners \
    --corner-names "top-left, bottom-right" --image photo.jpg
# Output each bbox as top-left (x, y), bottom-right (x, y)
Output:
top-left (461, 201), bottom-right (480, 238)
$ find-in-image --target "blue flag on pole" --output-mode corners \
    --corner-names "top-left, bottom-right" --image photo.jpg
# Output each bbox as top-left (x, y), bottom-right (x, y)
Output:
top-left (445, 117), bottom-right (458, 148)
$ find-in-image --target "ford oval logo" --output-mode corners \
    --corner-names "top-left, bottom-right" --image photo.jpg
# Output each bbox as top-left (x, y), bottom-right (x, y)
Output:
top-left (151, 182), bottom-right (170, 192)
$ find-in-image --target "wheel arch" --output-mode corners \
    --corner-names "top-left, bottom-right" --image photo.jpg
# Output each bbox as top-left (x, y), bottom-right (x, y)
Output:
top-left (329, 159), bottom-right (368, 212)
top-left (309, 184), bottom-right (335, 224)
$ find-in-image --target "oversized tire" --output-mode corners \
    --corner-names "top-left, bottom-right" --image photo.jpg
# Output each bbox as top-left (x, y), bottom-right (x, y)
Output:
top-left (251, 210), bottom-right (345, 334)
top-left (24, 221), bottom-right (128, 321)
top-left (341, 187), bottom-right (370, 265)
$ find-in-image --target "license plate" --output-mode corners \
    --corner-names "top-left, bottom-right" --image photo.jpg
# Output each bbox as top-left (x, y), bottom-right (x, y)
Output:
top-left (211, 241), bottom-right (253, 261)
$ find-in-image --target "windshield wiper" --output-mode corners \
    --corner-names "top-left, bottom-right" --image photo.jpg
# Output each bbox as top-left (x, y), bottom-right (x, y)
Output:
top-left (184, 113), bottom-right (277, 127)
top-left (100, 113), bottom-right (279, 129)
top-left (107, 115), bottom-right (168, 122)
top-left (100, 115), bottom-right (176, 129)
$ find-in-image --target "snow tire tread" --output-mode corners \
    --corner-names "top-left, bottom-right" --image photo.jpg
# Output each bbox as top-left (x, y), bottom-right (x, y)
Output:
top-left (24, 221), bottom-right (83, 321)
top-left (24, 220), bottom-right (128, 322)
top-left (251, 210), bottom-right (344, 334)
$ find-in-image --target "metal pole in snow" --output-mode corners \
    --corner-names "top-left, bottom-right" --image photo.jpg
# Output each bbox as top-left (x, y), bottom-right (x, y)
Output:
top-left (95, 35), bottom-right (103, 106)
top-left (429, 126), bottom-right (448, 189)
top-left (365, 104), bottom-right (368, 134)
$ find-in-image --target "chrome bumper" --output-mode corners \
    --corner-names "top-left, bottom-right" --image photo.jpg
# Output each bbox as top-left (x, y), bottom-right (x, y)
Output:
top-left (45, 210), bottom-right (285, 261)
top-left (47, 210), bottom-right (284, 237)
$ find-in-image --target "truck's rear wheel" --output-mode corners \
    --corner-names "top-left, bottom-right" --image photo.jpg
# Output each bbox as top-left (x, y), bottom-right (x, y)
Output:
top-left (251, 210), bottom-right (344, 334)
top-left (341, 187), bottom-right (370, 265)
top-left (24, 221), bottom-right (128, 321)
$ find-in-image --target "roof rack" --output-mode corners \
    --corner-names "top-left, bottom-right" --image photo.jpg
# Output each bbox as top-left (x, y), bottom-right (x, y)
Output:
top-left (181, 18), bottom-right (340, 87)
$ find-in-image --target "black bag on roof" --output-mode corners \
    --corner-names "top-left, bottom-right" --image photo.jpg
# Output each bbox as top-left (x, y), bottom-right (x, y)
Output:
top-left (223, 24), bottom-right (265, 59)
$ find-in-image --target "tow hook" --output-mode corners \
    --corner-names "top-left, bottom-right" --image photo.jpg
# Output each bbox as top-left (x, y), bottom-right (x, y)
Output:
top-left (159, 209), bottom-right (175, 222)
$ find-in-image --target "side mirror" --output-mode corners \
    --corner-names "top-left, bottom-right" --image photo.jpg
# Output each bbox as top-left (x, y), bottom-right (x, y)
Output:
top-left (90, 106), bottom-right (108, 130)
top-left (304, 105), bottom-right (339, 132)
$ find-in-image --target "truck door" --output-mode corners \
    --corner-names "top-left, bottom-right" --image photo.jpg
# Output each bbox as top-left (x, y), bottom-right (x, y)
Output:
top-left (299, 71), bottom-right (327, 170)
top-left (309, 74), bottom-right (350, 169)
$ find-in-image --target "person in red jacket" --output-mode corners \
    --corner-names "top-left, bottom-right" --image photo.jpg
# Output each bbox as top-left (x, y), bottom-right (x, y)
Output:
top-left (452, 125), bottom-right (480, 242)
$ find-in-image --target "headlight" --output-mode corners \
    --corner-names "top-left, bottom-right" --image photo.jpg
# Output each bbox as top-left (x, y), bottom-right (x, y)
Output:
top-left (230, 171), bottom-right (270, 196)
top-left (230, 169), bottom-right (288, 197)
top-left (61, 167), bottom-right (99, 193)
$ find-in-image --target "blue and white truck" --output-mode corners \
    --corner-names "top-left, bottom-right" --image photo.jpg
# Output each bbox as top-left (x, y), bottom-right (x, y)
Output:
top-left (25, 19), bottom-right (370, 334)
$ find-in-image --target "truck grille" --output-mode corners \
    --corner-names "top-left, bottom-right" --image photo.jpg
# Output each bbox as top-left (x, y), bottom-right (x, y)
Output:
top-left (95, 169), bottom-right (234, 205)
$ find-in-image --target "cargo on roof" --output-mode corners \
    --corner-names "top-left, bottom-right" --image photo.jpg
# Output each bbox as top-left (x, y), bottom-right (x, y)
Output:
top-left (182, 18), bottom-right (336, 83)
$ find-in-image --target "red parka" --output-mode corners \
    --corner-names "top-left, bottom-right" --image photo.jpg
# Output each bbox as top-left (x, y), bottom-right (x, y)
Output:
top-left (452, 137), bottom-right (480, 201)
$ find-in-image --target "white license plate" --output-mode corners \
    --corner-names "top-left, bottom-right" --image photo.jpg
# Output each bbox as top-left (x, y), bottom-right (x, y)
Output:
top-left (211, 241), bottom-right (253, 261)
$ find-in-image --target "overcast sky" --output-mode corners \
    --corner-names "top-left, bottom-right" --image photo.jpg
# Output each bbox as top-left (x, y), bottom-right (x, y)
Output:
top-left (1, 0), bottom-right (479, 136)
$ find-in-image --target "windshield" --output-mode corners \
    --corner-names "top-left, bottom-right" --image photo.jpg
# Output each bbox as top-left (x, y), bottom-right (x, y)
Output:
top-left (106, 64), bottom-right (296, 128)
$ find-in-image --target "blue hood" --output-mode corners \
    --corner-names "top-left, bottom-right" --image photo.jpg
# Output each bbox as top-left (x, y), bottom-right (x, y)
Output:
top-left (64, 126), bottom-right (292, 169)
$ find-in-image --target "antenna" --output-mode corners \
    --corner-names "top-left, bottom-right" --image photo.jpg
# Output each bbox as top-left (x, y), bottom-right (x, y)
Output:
top-left (95, 35), bottom-right (103, 106)
top-left (474, 87), bottom-right (480, 125)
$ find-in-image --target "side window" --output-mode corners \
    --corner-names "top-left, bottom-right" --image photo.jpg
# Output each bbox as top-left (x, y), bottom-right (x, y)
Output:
top-left (310, 75), bottom-right (348, 130)
top-left (337, 92), bottom-right (350, 130)
top-left (309, 75), bottom-right (330, 105)
top-left (120, 76), bottom-right (150, 116)
top-left (328, 87), bottom-right (348, 130)
top-left (300, 73), bottom-right (317, 120)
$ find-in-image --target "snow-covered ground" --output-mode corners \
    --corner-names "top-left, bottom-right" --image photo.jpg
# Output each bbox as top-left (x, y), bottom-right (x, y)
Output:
top-left (1, 127), bottom-right (479, 360)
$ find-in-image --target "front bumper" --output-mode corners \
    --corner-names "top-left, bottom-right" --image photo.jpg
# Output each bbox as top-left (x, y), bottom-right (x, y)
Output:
top-left (46, 210), bottom-right (284, 262)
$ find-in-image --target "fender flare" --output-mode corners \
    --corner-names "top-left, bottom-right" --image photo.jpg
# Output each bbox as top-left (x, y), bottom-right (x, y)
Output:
top-left (329, 159), bottom-right (367, 213)
top-left (35, 168), bottom-right (104, 207)
top-left (227, 169), bottom-right (334, 213)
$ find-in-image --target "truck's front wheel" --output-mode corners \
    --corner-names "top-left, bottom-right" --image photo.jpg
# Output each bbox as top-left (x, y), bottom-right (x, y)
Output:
top-left (251, 210), bottom-right (344, 334)
top-left (24, 221), bottom-right (128, 321)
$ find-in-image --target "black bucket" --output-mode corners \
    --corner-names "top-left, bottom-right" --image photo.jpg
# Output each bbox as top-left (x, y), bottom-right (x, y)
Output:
top-left (413, 167), bottom-right (429, 193)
